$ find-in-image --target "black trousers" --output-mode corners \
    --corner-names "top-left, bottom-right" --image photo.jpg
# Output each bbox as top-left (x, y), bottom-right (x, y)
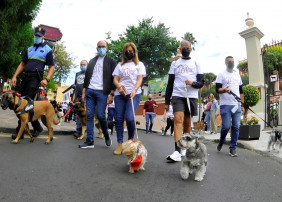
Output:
top-left (165, 118), bottom-right (174, 134)
top-left (16, 75), bottom-right (42, 133)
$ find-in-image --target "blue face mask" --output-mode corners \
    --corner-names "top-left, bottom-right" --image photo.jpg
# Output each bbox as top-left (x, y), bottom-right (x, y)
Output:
top-left (34, 36), bottom-right (42, 44)
top-left (80, 66), bottom-right (87, 72)
top-left (98, 47), bottom-right (106, 56)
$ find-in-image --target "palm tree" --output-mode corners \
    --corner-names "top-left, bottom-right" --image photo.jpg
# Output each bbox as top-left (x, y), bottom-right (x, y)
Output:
top-left (182, 32), bottom-right (197, 50)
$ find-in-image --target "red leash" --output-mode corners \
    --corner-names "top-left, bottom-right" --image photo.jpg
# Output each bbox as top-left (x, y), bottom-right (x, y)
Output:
top-left (62, 106), bottom-right (73, 119)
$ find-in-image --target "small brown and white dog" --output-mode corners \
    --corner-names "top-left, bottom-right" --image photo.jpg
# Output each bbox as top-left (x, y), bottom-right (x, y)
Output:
top-left (73, 102), bottom-right (103, 140)
top-left (122, 140), bottom-right (147, 173)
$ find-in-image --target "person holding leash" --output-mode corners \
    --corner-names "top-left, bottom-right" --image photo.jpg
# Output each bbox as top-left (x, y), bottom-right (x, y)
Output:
top-left (11, 26), bottom-right (55, 139)
top-left (72, 60), bottom-right (88, 139)
top-left (79, 40), bottom-right (117, 149)
top-left (215, 56), bottom-right (244, 157)
top-left (165, 40), bottom-right (204, 162)
top-left (112, 42), bottom-right (146, 155)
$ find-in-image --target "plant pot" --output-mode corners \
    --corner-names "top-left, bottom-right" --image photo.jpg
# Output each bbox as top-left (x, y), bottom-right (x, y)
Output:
top-left (238, 125), bottom-right (260, 140)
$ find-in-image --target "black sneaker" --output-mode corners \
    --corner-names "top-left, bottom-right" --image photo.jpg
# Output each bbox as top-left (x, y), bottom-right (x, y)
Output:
top-left (79, 139), bottom-right (94, 148)
top-left (104, 135), bottom-right (112, 147)
top-left (217, 141), bottom-right (224, 151)
top-left (229, 148), bottom-right (238, 157)
top-left (11, 133), bottom-right (24, 140)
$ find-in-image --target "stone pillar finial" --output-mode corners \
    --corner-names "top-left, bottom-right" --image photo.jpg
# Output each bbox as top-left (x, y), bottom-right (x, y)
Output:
top-left (245, 12), bottom-right (254, 29)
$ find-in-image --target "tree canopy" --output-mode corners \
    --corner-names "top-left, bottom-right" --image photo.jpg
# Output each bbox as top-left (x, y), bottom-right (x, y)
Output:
top-left (52, 41), bottom-right (77, 84)
top-left (203, 72), bottom-right (216, 89)
top-left (182, 32), bottom-right (197, 50)
top-left (0, 0), bottom-right (42, 80)
top-left (106, 17), bottom-right (179, 82)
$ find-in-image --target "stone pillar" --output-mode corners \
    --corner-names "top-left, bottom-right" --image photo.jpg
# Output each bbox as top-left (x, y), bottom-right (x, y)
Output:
top-left (239, 14), bottom-right (266, 127)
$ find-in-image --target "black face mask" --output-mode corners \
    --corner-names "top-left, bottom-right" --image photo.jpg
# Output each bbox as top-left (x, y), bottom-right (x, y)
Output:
top-left (148, 98), bottom-right (152, 101)
top-left (181, 48), bottom-right (190, 58)
top-left (125, 51), bottom-right (134, 60)
top-left (227, 62), bottom-right (234, 69)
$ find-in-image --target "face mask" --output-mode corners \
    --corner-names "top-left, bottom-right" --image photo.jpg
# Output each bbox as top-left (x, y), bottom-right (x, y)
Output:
top-left (181, 48), bottom-right (190, 57)
top-left (34, 36), bottom-right (42, 44)
top-left (148, 98), bottom-right (152, 101)
top-left (227, 62), bottom-right (234, 69)
top-left (125, 51), bottom-right (134, 60)
top-left (80, 66), bottom-right (87, 72)
top-left (98, 47), bottom-right (106, 56)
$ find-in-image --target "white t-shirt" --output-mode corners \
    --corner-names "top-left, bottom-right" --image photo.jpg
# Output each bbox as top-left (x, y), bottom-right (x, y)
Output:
top-left (215, 69), bottom-right (242, 106)
top-left (167, 105), bottom-right (174, 118)
top-left (112, 61), bottom-right (146, 95)
top-left (89, 56), bottom-right (104, 90)
top-left (109, 100), bottom-right (115, 108)
top-left (168, 58), bottom-right (202, 98)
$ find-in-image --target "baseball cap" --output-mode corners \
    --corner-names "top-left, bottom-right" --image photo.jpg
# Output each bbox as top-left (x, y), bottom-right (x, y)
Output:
top-left (34, 26), bottom-right (46, 37)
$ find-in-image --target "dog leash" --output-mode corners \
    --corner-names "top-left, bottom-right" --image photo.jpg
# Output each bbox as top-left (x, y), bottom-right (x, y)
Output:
top-left (230, 91), bottom-right (273, 128)
top-left (130, 97), bottom-right (139, 141)
top-left (62, 106), bottom-right (73, 119)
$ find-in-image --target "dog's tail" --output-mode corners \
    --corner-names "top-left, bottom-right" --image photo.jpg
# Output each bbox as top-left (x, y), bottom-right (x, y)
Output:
top-left (53, 113), bottom-right (63, 125)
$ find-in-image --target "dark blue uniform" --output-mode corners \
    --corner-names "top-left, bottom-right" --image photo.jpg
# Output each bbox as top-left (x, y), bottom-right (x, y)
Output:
top-left (21, 42), bottom-right (54, 99)
top-left (16, 42), bottom-right (54, 133)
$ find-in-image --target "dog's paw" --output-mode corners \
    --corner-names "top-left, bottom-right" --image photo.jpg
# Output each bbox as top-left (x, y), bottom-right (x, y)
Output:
top-left (45, 141), bottom-right (50, 144)
top-left (180, 170), bottom-right (189, 180)
top-left (11, 140), bottom-right (18, 144)
top-left (30, 138), bottom-right (34, 142)
top-left (139, 167), bottom-right (145, 171)
top-left (194, 176), bottom-right (204, 182)
top-left (129, 169), bottom-right (134, 174)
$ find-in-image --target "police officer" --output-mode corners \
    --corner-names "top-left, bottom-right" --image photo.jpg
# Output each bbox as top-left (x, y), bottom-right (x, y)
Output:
top-left (11, 26), bottom-right (55, 139)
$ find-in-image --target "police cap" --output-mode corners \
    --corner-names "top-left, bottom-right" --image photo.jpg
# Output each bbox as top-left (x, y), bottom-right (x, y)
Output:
top-left (34, 26), bottom-right (46, 37)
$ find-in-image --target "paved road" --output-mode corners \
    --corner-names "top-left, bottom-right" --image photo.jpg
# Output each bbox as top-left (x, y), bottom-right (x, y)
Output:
top-left (0, 130), bottom-right (282, 202)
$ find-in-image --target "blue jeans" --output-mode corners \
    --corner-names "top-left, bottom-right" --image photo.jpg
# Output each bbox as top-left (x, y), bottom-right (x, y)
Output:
top-left (114, 94), bottom-right (141, 143)
top-left (86, 89), bottom-right (109, 142)
top-left (205, 111), bottom-right (211, 131)
top-left (220, 105), bottom-right (241, 148)
top-left (146, 113), bottom-right (155, 132)
top-left (107, 107), bottom-right (115, 121)
top-left (76, 118), bottom-right (82, 133)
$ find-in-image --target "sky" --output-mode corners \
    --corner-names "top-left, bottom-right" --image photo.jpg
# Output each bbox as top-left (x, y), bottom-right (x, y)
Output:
top-left (33, 0), bottom-right (282, 86)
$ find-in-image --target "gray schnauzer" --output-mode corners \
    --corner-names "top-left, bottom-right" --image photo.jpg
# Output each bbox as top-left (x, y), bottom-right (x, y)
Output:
top-left (267, 130), bottom-right (282, 152)
top-left (177, 134), bottom-right (208, 181)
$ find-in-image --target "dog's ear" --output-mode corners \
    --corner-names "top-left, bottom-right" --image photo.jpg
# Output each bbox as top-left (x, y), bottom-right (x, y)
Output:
top-left (196, 135), bottom-right (205, 142)
top-left (138, 141), bottom-right (142, 146)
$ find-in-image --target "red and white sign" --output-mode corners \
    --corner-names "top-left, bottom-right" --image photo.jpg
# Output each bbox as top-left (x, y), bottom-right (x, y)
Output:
top-left (270, 74), bottom-right (278, 82)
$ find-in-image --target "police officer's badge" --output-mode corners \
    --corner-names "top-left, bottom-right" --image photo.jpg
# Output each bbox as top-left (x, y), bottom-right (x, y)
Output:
top-left (39, 27), bottom-right (42, 31)
top-left (29, 48), bottom-right (32, 52)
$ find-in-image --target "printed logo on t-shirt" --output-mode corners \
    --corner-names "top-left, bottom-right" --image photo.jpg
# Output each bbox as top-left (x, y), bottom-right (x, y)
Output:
top-left (175, 64), bottom-right (196, 74)
top-left (224, 75), bottom-right (241, 85)
top-left (77, 74), bottom-right (85, 85)
top-left (120, 67), bottom-right (137, 78)
top-left (94, 63), bottom-right (103, 73)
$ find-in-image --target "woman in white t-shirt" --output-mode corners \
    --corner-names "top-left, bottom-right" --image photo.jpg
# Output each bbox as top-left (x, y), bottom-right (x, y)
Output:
top-left (112, 42), bottom-right (146, 155)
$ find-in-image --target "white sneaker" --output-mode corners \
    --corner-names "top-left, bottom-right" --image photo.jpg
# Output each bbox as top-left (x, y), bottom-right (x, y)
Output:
top-left (181, 149), bottom-right (186, 156)
top-left (205, 131), bottom-right (210, 134)
top-left (166, 151), bottom-right (181, 162)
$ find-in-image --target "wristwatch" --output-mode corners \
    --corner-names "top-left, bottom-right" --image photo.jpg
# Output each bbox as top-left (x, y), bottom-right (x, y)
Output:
top-left (46, 78), bottom-right (50, 83)
top-left (110, 92), bottom-right (115, 96)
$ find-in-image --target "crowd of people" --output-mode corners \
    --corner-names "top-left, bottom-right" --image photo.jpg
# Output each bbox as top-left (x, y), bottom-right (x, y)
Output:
top-left (9, 26), bottom-right (244, 158)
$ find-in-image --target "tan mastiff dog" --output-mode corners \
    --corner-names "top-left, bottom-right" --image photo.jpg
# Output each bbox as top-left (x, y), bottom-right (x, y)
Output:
top-left (1, 92), bottom-right (61, 144)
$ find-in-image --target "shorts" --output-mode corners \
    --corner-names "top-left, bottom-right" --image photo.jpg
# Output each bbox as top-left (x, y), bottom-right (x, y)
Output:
top-left (171, 96), bottom-right (198, 116)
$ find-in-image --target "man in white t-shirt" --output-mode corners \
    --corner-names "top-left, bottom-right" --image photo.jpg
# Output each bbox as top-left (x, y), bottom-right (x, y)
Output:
top-left (78, 40), bottom-right (117, 149)
top-left (215, 56), bottom-right (244, 157)
top-left (165, 40), bottom-right (204, 162)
